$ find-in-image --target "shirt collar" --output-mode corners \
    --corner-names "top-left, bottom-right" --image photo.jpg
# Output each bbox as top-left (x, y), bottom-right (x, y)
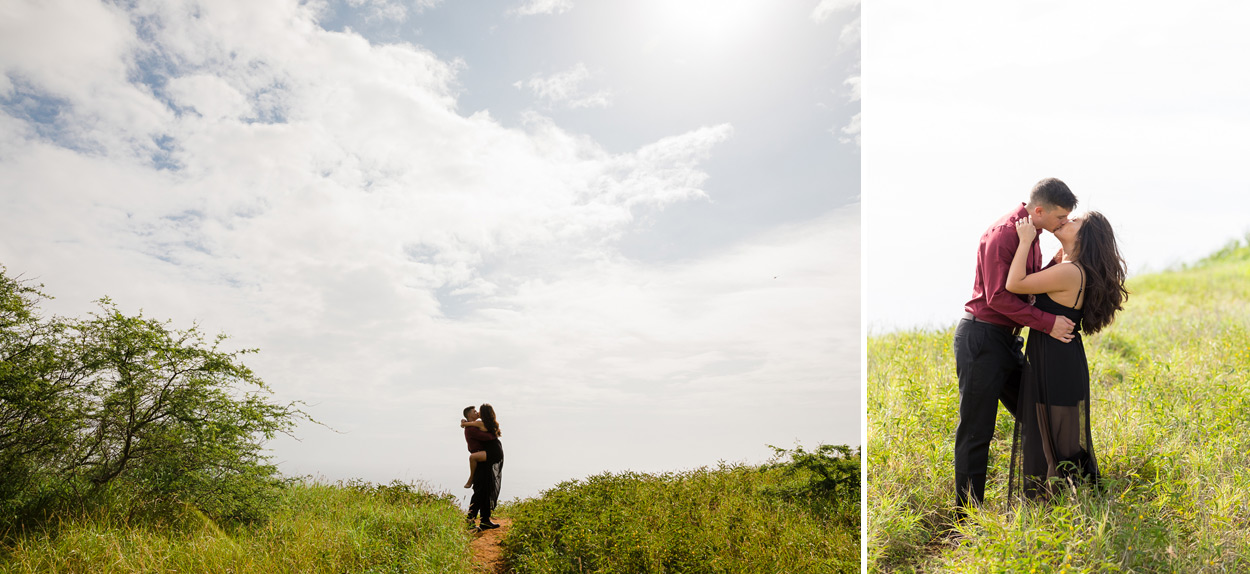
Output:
top-left (1014, 202), bottom-right (1041, 247)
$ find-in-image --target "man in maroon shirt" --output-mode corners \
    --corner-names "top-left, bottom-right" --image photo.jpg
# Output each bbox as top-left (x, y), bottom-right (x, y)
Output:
top-left (462, 405), bottom-right (502, 530)
top-left (953, 177), bottom-right (1078, 514)
top-left (463, 406), bottom-right (494, 455)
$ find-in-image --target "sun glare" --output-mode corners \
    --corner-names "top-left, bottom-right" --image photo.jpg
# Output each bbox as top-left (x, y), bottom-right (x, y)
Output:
top-left (640, 0), bottom-right (772, 58)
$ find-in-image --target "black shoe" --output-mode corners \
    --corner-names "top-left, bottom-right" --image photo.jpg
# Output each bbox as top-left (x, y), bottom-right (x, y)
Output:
top-left (478, 520), bottom-right (500, 530)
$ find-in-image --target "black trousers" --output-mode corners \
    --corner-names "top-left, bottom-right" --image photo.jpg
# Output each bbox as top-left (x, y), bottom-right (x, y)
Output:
top-left (467, 483), bottom-right (492, 523)
top-left (953, 318), bottom-right (1024, 509)
top-left (467, 441), bottom-right (503, 523)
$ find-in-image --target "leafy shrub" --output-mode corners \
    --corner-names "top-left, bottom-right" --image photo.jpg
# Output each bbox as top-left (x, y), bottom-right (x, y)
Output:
top-left (1, 265), bottom-right (309, 529)
top-left (501, 459), bottom-right (860, 573)
top-left (765, 443), bottom-right (861, 498)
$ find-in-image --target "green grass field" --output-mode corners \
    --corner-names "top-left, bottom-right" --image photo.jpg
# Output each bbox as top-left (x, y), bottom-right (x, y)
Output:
top-left (868, 238), bottom-right (1250, 572)
top-left (0, 454), bottom-right (859, 573)
top-left (0, 480), bottom-right (477, 574)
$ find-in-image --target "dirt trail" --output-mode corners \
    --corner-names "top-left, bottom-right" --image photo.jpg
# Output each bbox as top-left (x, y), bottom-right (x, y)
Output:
top-left (470, 517), bottom-right (512, 573)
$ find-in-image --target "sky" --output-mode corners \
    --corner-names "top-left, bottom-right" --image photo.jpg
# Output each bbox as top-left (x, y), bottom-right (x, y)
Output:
top-left (865, 0), bottom-right (1250, 333)
top-left (0, 0), bottom-right (860, 502)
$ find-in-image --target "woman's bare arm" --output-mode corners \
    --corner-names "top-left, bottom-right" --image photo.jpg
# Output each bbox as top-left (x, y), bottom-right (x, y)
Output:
top-left (1006, 217), bottom-right (1079, 295)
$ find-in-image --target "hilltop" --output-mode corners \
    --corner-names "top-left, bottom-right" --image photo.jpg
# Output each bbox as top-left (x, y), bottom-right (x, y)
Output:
top-left (867, 237), bottom-right (1250, 572)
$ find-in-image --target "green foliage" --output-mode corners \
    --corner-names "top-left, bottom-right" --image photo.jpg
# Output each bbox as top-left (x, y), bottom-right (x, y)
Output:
top-left (64, 298), bottom-right (305, 523)
top-left (501, 457), bottom-right (860, 573)
top-left (0, 265), bottom-right (310, 530)
top-left (764, 443), bottom-right (861, 504)
top-left (0, 268), bottom-right (85, 526)
top-left (868, 241), bottom-right (1250, 572)
top-left (0, 480), bottom-right (476, 574)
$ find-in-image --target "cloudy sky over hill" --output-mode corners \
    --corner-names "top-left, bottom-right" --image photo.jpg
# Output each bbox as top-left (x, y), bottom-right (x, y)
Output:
top-left (0, 0), bottom-right (860, 498)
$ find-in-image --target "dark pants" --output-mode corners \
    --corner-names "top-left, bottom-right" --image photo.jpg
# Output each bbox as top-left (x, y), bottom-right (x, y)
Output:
top-left (953, 318), bottom-right (1024, 509)
top-left (467, 482), bottom-right (492, 524)
top-left (467, 441), bottom-right (503, 524)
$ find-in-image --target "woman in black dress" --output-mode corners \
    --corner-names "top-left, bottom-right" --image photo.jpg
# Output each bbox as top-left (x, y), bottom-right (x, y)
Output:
top-left (1005, 211), bottom-right (1128, 499)
top-left (461, 403), bottom-right (504, 529)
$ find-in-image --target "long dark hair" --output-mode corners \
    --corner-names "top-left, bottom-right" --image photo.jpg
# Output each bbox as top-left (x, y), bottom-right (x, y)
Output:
top-left (479, 403), bottom-right (501, 437)
top-left (1073, 211), bottom-right (1128, 334)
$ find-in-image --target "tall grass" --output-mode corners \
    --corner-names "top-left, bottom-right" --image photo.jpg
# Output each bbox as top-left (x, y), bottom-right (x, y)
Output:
top-left (501, 453), bottom-right (860, 573)
top-left (868, 238), bottom-right (1250, 572)
top-left (0, 480), bottom-right (477, 574)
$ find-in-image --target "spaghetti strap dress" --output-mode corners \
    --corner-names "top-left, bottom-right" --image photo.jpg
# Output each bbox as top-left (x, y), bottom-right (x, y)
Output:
top-left (1009, 264), bottom-right (1100, 499)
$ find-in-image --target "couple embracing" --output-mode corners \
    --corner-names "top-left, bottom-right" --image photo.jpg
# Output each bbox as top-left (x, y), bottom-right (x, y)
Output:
top-left (954, 177), bottom-right (1129, 513)
top-left (461, 404), bottom-right (504, 531)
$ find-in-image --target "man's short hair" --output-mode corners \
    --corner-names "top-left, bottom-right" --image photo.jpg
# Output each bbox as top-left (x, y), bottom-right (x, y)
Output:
top-left (463, 405), bottom-right (475, 418)
top-left (1029, 178), bottom-right (1077, 210)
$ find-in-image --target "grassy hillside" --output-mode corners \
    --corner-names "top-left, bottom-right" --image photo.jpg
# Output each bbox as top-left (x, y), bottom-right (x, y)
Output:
top-left (868, 238), bottom-right (1250, 572)
top-left (0, 454), bottom-right (859, 574)
top-left (0, 480), bottom-right (476, 574)
top-left (500, 447), bottom-right (861, 573)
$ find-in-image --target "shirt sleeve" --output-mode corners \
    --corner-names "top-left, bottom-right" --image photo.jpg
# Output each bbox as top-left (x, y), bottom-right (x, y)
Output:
top-left (982, 226), bottom-right (1056, 333)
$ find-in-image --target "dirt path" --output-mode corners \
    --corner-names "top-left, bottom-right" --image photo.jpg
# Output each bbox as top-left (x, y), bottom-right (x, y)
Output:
top-left (470, 517), bottom-right (512, 573)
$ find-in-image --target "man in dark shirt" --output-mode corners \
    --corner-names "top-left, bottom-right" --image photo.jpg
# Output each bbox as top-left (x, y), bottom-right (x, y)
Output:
top-left (953, 177), bottom-right (1078, 514)
top-left (463, 406), bottom-right (493, 454)
top-left (462, 405), bottom-right (501, 530)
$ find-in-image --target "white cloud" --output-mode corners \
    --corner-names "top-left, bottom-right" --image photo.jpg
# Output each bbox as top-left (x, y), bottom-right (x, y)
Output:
top-left (346, 0), bottom-right (405, 22)
top-left (341, 0), bottom-right (443, 22)
top-left (516, 62), bottom-right (613, 109)
top-left (1, 0), bottom-right (853, 497)
top-left (511, 0), bottom-right (573, 17)
top-left (0, 0), bottom-right (168, 161)
top-left (837, 112), bottom-right (860, 145)
top-left (840, 15), bottom-right (860, 48)
top-left (835, 76), bottom-right (860, 145)
top-left (0, 0), bottom-right (135, 99)
top-left (495, 206), bottom-right (860, 404)
top-left (811, 0), bottom-right (858, 23)
top-left (165, 74), bottom-right (252, 120)
top-left (844, 74), bottom-right (860, 103)
top-left (810, 0), bottom-right (859, 51)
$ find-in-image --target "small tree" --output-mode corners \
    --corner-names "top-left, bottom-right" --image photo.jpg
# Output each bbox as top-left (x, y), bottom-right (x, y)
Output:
top-left (0, 268), bottom-right (87, 516)
top-left (1, 265), bottom-right (309, 523)
top-left (61, 299), bottom-right (306, 521)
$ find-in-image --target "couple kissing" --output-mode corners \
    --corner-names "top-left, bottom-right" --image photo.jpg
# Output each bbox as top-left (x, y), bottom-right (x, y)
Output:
top-left (954, 177), bottom-right (1129, 515)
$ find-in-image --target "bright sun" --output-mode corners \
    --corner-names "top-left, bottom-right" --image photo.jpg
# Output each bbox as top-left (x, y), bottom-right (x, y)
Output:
top-left (639, 0), bottom-right (772, 59)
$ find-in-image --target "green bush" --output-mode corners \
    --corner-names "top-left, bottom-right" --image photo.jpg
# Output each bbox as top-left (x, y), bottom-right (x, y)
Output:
top-left (1, 265), bottom-right (309, 530)
top-left (764, 443), bottom-right (861, 508)
top-left (501, 454), bottom-right (860, 574)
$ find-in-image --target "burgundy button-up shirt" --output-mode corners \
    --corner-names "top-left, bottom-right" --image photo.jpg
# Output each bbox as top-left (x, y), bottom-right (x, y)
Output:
top-left (963, 203), bottom-right (1057, 333)
top-left (464, 423), bottom-right (497, 452)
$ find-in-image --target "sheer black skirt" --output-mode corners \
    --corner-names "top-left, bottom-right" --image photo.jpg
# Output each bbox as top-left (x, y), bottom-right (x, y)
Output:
top-left (1009, 332), bottom-right (1100, 500)
top-left (474, 439), bottom-right (504, 511)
